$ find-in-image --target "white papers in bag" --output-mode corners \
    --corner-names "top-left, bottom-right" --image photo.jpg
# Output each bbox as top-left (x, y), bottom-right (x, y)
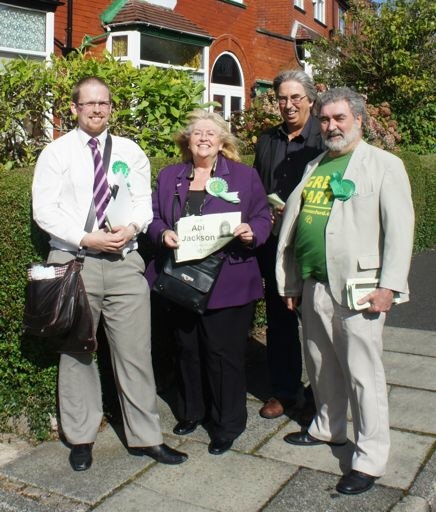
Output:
top-left (175, 212), bottom-right (241, 262)
top-left (346, 278), bottom-right (402, 310)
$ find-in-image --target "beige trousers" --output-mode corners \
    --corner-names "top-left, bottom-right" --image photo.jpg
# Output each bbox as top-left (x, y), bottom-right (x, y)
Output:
top-left (48, 249), bottom-right (163, 447)
top-left (302, 278), bottom-right (390, 477)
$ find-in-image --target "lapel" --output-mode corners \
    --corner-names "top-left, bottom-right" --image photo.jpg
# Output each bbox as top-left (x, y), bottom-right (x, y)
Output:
top-left (341, 139), bottom-right (368, 182)
top-left (203, 154), bottom-right (231, 210)
top-left (329, 139), bottom-right (367, 220)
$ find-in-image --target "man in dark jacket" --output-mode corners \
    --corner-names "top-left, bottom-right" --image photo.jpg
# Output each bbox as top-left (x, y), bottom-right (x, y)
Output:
top-left (254, 70), bottom-right (324, 419)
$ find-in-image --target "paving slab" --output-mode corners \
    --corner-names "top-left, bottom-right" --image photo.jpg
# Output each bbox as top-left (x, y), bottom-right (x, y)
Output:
top-left (93, 484), bottom-right (212, 512)
top-left (0, 427), bottom-right (184, 505)
top-left (263, 467), bottom-right (403, 512)
top-left (256, 419), bottom-right (354, 477)
top-left (0, 489), bottom-right (71, 512)
top-left (383, 352), bottom-right (436, 391)
top-left (391, 495), bottom-right (430, 512)
top-left (232, 399), bottom-right (293, 454)
top-left (157, 395), bottom-right (293, 454)
top-left (389, 387), bottom-right (436, 434)
top-left (257, 421), bottom-right (433, 491)
top-left (383, 327), bottom-right (436, 357)
top-left (132, 440), bottom-right (296, 512)
top-left (0, 436), bottom-right (34, 468)
top-left (382, 429), bottom-right (434, 490)
top-left (408, 449), bottom-right (436, 510)
top-left (0, 476), bottom-right (89, 512)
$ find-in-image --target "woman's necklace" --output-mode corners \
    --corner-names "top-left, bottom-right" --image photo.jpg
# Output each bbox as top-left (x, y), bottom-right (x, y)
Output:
top-left (184, 190), bottom-right (206, 217)
top-left (185, 159), bottom-right (217, 215)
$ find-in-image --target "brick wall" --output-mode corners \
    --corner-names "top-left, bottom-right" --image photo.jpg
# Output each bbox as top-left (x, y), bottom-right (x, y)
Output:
top-left (174, 0), bottom-right (300, 103)
top-left (54, 0), bottom-right (109, 54)
top-left (53, 0), bottom-right (339, 104)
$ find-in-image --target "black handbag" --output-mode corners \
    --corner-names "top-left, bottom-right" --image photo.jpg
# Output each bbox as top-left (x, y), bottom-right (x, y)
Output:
top-left (23, 253), bottom-right (97, 353)
top-left (152, 191), bottom-right (224, 314)
top-left (152, 252), bottom-right (224, 314)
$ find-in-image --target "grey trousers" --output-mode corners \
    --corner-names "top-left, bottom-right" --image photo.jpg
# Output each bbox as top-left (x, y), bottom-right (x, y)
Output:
top-left (48, 249), bottom-right (163, 447)
top-left (302, 278), bottom-right (390, 477)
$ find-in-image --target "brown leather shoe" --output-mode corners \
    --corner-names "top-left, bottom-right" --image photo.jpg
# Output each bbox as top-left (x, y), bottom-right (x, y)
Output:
top-left (259, 398), bottom-right (286, 419)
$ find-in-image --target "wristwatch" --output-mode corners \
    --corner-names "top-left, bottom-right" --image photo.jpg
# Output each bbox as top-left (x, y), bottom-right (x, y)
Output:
top-left (128, 222), bottom-right (141, 239)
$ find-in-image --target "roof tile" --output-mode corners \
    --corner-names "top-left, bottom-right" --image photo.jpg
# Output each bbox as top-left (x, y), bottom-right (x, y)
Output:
top-left (106, 0), bottom-right (213, 39)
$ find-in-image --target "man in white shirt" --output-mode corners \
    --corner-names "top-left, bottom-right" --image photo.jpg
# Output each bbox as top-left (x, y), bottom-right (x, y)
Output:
top-left (33, 76), bottom-right (187, 471)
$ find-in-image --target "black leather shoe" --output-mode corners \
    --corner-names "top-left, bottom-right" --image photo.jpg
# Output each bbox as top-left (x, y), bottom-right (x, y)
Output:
top-left (336, 470), bottom-right (376, 495)
top-left (69, 443), bottom-right (92, 471)
top-left (208, 438), bottom-right (233, 455)
top-left (173, 420), bottom-right (200, 436)
top-left (284, 431), bottom-right (347, 447)
top-left (135, 443), bottom-right (188, 465)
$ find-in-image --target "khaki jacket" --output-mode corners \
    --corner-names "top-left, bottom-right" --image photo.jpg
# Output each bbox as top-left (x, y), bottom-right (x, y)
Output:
top-left (276, 139), bottom-right (415, 307)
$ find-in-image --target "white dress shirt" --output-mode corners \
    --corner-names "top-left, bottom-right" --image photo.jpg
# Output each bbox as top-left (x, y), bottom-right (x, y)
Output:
top-left (32, 128), bottom-right (152, 252)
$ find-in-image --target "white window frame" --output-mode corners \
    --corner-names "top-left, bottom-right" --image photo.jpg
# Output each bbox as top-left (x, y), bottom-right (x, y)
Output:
top-left (338, 5), bottom-right (346, 34)
top-left (294, 0), bottom-right (304, 10)
top-left (0, 3), bottom-right (53, 61)
top-left (313, 0), bottom-right (325, 24)
top-left (210, 52), bottom-right (245, 123)
top-left (107, 30), bottom-right (209, 104)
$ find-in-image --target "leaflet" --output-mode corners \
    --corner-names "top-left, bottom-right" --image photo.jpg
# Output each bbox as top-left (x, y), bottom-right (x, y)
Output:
top-left (346, 277), bottom-right (402, 310)
top-left (175, 212), bottom-right (241, 262)
top-left (105, 176), bottom-right (133, 228)
top-left (268, 193), bottom-right (285, 236)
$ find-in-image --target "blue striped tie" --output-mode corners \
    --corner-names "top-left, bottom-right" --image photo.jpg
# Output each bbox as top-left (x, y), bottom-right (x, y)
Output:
top-left (88, 137), bottom-right (111, 228)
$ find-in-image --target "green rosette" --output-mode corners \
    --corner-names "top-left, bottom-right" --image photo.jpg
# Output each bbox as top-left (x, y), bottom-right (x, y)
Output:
top-left (329, 172), bottom-right (355, 201)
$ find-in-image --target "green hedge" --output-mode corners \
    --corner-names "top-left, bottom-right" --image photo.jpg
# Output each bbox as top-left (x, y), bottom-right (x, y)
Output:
top-left (0, 152), bottom-right (434, 439)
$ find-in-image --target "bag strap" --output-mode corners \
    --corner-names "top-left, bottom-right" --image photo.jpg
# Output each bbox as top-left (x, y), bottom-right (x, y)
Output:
top-left (171, 191), bottom-right (179, 229)
top-left (103, 133), bottom-right (112, 176)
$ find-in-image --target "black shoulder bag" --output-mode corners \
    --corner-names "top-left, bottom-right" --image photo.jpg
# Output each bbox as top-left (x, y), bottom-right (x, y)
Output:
top-left (23, 135), bottom-right (113, 352)
top-left (152, 192), bottom-right (224, 315)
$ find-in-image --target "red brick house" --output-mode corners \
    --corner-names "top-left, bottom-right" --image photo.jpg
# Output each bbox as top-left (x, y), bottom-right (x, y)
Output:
top-left (0, 0), bottom-right (347, 119)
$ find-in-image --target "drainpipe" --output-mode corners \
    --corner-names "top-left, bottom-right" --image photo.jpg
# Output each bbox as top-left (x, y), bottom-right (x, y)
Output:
top-left (62, 0), bottom-right (75, 56)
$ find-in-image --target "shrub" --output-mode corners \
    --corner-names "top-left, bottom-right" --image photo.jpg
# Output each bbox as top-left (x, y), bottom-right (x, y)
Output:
top-left (231, 90), bottom-right (403, 154)
top-left (0, 168), bottom-right (56, 440)
top-left (231, 90), bottom-right (281, 154)
top-left (0, 52), bottom-right (207, 170)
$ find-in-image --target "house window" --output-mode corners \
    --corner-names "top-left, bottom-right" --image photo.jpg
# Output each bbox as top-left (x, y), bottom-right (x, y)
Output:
top-left (112, 35), bottom-right (128, 57)
top-left (0, 4), bottom-right (51, 60)
top-left (294, 0), bottom-right (304, 10)
top-left (338, 6), bottom-right (346, 34)
top-left (313, 0), bottom-right (325, 24)
top-left (107, 31), bottom-right (209, 102)
top-left (210, 53), bottom-right (244, 122)
top-left (212, 54), bottom-right (241, 86)
top-left (140, 34), bottom-right (203, 69)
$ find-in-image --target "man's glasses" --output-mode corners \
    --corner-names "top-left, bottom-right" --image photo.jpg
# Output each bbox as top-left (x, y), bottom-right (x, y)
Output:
top-left (76, 101), bottom-right (111, 109)
top-left (277, 95), bottom-right (307, 106)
